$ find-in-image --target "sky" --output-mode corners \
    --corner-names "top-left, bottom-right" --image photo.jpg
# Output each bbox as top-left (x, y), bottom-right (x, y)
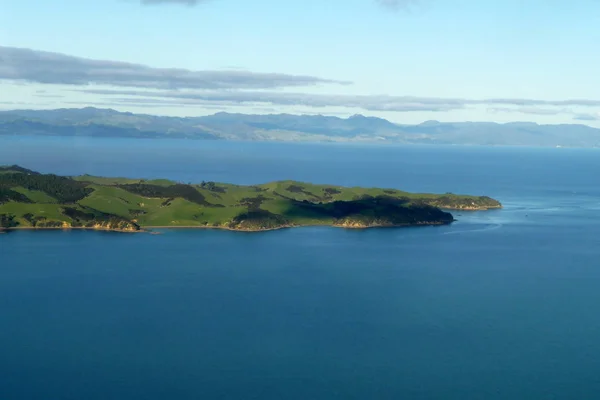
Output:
top-left (1, 0), bottom-right (600, 126)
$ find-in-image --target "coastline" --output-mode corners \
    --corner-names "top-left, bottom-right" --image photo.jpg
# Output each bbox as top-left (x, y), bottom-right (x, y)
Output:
top-left (144, 225), bottom-right (295, 233)
top-left (1, 226), bottom-right (141, 233)
top-left (127, 219), bottom-right (453, 232)
top-left (1, 219), bottom-right (454, 234)
top-left (440, 205), bottom-right (503, 211)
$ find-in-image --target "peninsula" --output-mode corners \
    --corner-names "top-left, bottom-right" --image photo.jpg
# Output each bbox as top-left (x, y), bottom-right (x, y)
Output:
top-left (0, 165), bottom-right (501, 232)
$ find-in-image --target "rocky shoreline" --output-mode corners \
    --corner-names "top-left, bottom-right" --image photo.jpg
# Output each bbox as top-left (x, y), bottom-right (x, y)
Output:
top-left (1, 226), bottom-right (141, 233)
top-left (2, 218), bottom-right (457, 234)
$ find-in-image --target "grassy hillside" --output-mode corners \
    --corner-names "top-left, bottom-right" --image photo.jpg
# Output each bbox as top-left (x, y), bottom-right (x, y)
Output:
top-left (0, 165), bottom-right (502, 232)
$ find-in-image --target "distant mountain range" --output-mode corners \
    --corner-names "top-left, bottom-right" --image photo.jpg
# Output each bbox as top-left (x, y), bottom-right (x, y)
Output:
top-left (1, 107), bottom-right (599, 147)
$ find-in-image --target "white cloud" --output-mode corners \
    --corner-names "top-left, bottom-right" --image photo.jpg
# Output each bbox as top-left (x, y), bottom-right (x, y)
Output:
top-left (0, 46), bottom-right (349, 90)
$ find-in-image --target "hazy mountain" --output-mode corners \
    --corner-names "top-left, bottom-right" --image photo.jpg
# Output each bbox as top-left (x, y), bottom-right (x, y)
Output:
top-left (1, 107), bottom-right (599, 147)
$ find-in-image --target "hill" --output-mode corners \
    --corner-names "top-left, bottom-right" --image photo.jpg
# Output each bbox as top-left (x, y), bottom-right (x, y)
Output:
top-left (1, 107), bottom-right (599, 147)
top-left (0, 165), bottom-right (501, 232)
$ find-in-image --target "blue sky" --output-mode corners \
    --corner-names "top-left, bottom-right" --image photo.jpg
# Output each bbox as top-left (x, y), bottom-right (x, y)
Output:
top-left (1, 0), bottom-right (600, 126)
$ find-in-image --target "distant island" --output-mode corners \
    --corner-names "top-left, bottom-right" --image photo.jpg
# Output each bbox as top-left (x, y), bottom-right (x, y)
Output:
top-left (0, 165), bottom-right (501, 233)
top-left (1, 107), bottom-right (599, 147)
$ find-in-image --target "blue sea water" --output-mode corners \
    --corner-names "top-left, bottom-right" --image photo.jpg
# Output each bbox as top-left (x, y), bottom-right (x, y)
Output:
top-left (2, 137), bottom-right (600, 399)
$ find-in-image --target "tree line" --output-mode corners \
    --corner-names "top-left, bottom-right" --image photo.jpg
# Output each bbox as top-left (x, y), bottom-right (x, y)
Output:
top-left (0, 173), bottom-right (93, 203)
top-left (0, 187), bottom-right (32, 204)
top-left (119, 183), bottom-right (217, 206)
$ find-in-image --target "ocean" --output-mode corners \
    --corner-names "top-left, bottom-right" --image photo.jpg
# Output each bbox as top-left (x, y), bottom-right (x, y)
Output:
top-left (2, 137), bottom-right (600, 399)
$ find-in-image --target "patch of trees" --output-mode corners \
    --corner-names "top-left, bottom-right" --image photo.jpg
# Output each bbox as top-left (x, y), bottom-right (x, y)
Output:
top-left (239, 195), bottom-right (267, 210)
top-left (22, 213), bottom-right (61, 227)
top-left (0, 214), bottom-right (18, 228)
top-left (351, 194), bottom-right (411, 202)
top-left (23, 213), bottom-right (38, 225)
top-left (0, 187), bottom-right (32, 204)
top-left (322, 187), bottom-right (342, 201)
top-left (273, 191), bottom-right (293, 201)
top-left (63, 206), bottom-right (119, 223)
top-left (62, 207), bottom-right (140, 230)
top-left (62, 207), bottom-right (99, 222)
top-left (249, 186), bottom-right (268, 193)
top-left (199, 181), bottom-right (226, 193)
top-left (230, 209), bottom-right (290, 230)
top-left (324, 188), bottom-right (341, 196)
top-left (286, 184), bottom-right (323, 201)
top-left (119, 183), bottom-right (217, 206)
top-left (36, 220), bottom-right (64, 228)
top-left (284, 195), bottom-right (452, 224)
top-left (286, 185), bottom-right (305, 193)
top-left (0, 173), bottom-right (93, 203)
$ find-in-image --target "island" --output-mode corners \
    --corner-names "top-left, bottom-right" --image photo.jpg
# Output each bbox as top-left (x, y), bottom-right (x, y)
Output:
top-left (0, 165), bottom-right (502, 232)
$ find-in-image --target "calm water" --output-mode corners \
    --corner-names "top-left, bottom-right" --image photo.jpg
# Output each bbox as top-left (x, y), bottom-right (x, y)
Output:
top-left (2, 137), bottom-right (600, 399)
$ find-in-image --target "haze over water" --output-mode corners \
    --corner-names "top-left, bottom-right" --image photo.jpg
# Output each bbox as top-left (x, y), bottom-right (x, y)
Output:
top-left (2, 137), bottom-right (600, 399)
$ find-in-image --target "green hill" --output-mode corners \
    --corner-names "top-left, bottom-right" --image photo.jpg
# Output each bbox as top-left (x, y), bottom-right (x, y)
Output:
top-left (0, 165), bottom-right (502, 232)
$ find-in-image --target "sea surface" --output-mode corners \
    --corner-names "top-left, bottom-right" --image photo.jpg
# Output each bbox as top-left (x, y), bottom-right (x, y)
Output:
top-left (2, 137), bottom-right (600, 399)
